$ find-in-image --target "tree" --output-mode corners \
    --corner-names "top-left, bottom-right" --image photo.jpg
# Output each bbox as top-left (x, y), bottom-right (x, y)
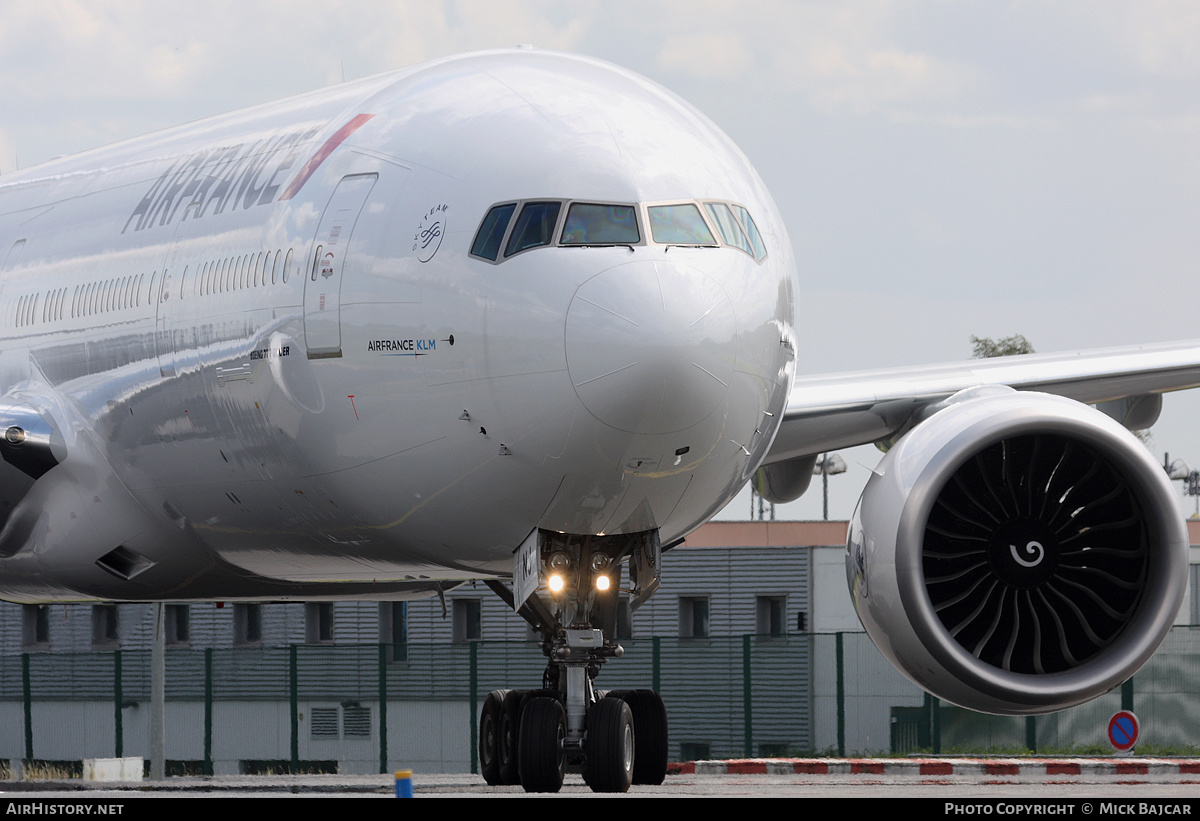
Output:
top-left (969, 333), bottom-right (1153, 447)
top-left (970, 334), bottom-right (1035, 358)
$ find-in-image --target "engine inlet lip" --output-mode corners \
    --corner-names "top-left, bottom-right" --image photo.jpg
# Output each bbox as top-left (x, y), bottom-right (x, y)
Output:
top-left (892, 393), bottom-right (1187, 713)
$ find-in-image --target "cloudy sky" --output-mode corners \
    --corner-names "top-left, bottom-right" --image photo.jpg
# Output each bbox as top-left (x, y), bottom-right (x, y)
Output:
top-left (4, 0), bottom-right (1200, 520)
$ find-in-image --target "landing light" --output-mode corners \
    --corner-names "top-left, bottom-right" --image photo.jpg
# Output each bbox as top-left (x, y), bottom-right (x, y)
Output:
top-left (548, 574), bottom-right (565, 593)
top-left (595, 575), bottom-right (610, 592)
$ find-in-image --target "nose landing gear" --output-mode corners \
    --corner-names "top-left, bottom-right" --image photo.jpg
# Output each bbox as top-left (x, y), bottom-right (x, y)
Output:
top-left (478, 529), bottom-right (668, 793)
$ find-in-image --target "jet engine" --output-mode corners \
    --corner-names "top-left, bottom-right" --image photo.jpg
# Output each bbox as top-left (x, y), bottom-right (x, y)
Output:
top-left (847, 388), bottom-right (1187, 715)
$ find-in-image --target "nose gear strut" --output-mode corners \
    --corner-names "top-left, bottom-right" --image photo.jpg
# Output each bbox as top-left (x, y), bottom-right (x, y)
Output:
top-left (479, 529), bottom-right (668, 793)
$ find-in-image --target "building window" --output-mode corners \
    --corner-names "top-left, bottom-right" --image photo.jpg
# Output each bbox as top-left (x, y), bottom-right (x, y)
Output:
top-left (756, 596), bottom-right (787, 637)
top-left (306, 603), bottom-right (334, 643)
top-left (380, 602), bottom-right (407, 661)
top-left (234, 604), bottom-right (262, 646)
top-left (679, 597), bottom-right (710, 638)
top-left (453, 599), bottom-right (482, 642)
top-left (92, 605), bottom-right (119, 647)
top-left (165, 605), bottom-right (190, 645)
top-left (22, 605), bottom-right (49, 648)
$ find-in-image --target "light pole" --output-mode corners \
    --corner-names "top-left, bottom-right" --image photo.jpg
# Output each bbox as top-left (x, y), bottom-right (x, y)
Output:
top-left (813, 453), bottom-right (847, 521)
top-left (1163, 453), bottom-right (1194, 517)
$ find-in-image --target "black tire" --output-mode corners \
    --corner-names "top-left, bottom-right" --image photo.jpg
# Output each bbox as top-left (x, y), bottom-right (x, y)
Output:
top-left (584, 696), bottom-right (635, 793)
top-left (518, 696), bottom-right (566, 793)
top-left (479, 689), bottom-right (509, 785)
top-left (518, 688), bottom-right (558, 713)
top-left (498, 689), bottom-right (523, 785)
top-left (625, 689), bottom-right (669, 785)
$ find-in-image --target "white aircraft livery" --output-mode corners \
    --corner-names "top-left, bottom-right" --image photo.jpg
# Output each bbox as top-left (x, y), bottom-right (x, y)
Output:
top-left (2, 48), bottom-right (1199, 791)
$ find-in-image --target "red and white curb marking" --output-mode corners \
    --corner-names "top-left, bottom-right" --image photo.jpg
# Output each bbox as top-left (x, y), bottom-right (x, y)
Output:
top-left (668, 758), bottom-right (1200, 776)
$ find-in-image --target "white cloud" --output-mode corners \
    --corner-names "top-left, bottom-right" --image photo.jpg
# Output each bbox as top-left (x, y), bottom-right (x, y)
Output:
top-left (1115, 0), bottom-right (1200, 76)
top-left (657, 33), bottom-right (752, 80)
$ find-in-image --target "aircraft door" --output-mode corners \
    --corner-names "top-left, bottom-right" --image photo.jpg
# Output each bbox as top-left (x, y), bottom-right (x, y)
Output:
top-left (304, 173), bottom-right (377, 359)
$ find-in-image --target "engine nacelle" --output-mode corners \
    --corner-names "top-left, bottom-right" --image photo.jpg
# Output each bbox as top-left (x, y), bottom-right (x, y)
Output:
top-left (847, 388), bottom-right (1187, 715)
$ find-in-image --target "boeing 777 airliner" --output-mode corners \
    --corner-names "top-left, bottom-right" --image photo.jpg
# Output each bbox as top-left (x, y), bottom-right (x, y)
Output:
top-left (1, 49), bottom-right (1198, 792)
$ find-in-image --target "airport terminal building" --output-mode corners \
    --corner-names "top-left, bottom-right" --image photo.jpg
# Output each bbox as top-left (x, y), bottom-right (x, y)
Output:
top-left (3, 519), bottom-right (1200, 774)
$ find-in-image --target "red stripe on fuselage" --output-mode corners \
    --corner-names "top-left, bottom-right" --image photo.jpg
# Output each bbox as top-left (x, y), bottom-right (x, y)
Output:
top-left (278, 113), bottom-right (375, 200)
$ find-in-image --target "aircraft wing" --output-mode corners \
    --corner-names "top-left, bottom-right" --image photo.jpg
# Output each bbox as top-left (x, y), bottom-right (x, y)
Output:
top-left (758, 339), bottom-right (1200, 714)
top-left (765, 339), bottom-right (1200, 464)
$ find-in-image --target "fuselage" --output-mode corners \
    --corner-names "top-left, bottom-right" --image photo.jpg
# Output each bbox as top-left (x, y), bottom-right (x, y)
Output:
top-left (0, 50), bottom-right (797, 601)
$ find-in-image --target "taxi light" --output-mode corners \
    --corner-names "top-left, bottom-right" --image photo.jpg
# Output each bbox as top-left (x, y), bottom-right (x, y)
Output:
top-left (595, 575), bottom-right (610, 591)
top-left (548, 574), bottom-right (565, 593)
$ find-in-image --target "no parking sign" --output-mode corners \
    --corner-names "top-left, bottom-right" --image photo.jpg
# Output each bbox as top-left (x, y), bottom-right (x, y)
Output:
top-left (1108, 710), bottom-right (1139, 752)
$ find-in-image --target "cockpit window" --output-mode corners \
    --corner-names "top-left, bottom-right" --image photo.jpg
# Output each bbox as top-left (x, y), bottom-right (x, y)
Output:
top-left (704, 202), bottom-right (754, 256)
top-left (471, 198), bottom-right (763, 263)
top-left (561, 203), bottom-right (640, 245)
top-left (470, 203), bottom-right (516, 261)
top-left (731, 204), bottom-right (767, 261)
top-left (505, 201), bottom-right (562, 256)
top-left (647, 204), bottom-right (716, 245)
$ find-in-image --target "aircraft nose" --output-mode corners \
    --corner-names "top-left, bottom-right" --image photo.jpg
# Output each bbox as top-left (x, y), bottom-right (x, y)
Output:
top-left (564, 259), bottom-right (736, 435)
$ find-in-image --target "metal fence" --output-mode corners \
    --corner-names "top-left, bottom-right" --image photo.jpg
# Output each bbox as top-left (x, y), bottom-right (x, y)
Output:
top-left (3, 628), bottom-right (1199, 773)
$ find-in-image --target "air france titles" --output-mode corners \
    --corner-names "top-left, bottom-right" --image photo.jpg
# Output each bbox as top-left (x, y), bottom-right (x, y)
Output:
top-left (368, 339), bottom-right (436, 356)
top-left (121, 113), bottom-right (377, 234)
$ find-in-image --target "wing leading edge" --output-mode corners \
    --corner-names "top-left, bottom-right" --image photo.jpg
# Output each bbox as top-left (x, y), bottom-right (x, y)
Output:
top-left (766, 339), bottom-right (1200, 465)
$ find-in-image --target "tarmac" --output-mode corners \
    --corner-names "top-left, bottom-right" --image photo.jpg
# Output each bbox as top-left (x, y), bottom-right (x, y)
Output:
top-left (5, 757), bottom-right (1200, 798)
